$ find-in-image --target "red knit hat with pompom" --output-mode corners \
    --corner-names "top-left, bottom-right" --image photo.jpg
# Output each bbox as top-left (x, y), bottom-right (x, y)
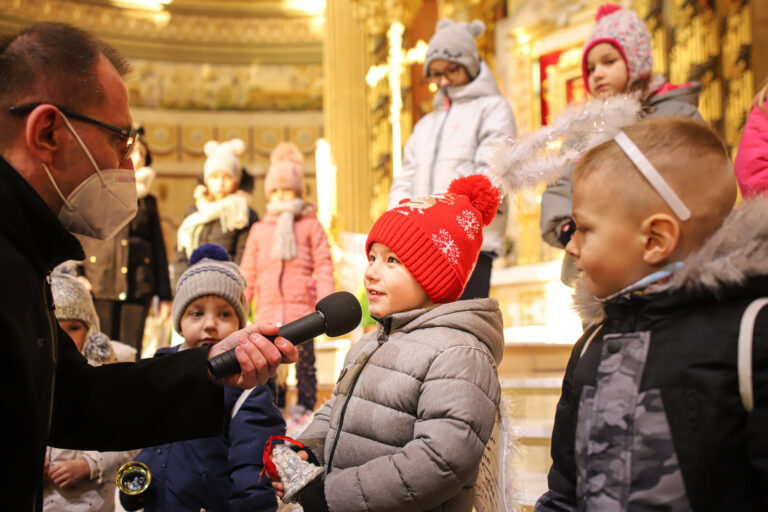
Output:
top-left (366, 174), bottom-right (500, 303)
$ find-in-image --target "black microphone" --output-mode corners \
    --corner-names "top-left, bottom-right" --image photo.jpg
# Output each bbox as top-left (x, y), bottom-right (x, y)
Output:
top-left (207, 291), bottom-right (362, 380)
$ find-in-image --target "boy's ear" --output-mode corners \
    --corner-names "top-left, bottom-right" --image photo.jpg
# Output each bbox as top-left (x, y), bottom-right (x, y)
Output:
top-left (640, 213), bottom-right (680, 265)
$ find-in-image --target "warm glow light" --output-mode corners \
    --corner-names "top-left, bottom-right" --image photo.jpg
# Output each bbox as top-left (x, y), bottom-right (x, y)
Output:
top-left (108, 0), bottom-right (171, 11)
top-left (315, 138), bottom-right (336, 232)
top-left (285, 0), bottom-right (326, 16)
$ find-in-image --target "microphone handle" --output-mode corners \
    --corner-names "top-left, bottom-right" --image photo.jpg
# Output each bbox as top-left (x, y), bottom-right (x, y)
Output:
top-left (207, 311), bottom-right (327, 380)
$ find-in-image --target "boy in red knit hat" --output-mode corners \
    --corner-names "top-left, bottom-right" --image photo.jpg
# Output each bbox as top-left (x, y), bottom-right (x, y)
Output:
top-left (269, 175), bottom-right (506, 511)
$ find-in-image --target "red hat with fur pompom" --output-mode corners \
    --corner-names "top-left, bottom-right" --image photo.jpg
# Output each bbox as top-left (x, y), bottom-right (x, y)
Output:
top-left (366, 174), bottom-right (500, 302)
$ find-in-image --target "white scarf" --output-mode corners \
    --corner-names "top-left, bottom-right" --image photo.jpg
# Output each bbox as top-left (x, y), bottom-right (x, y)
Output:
top-left (266, 198), bottom-right (305, 261)
top-left (177, 191), bottom-right (250, 259)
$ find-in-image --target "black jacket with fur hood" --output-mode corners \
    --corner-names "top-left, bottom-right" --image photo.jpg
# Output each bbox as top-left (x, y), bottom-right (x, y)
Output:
top-left (536, 198), bottom-right (768, 512)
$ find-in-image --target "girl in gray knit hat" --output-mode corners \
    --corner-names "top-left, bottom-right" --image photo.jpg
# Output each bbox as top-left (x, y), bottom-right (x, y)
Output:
top-left (43, 268), bottom-right (137, 512)
top-left (388, 18), bottom-right (517, 300)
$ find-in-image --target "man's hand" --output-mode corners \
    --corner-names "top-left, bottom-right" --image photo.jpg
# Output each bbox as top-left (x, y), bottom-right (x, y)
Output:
top-left (208, 322), bottom-right (298, 389)
top-left (48, 458), bottom-right (90, 488)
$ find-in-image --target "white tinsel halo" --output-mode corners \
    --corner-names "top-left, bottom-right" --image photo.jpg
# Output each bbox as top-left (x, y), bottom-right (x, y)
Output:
top-left (489, 95), bottom-right (642, 192)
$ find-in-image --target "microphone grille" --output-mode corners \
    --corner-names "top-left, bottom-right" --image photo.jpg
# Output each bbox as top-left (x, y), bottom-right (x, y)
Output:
top-left (316, 291), bottom-right (362, 337)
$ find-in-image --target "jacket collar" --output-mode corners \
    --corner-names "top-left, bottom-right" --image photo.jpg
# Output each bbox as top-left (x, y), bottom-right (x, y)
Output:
top-left (0, 156), bottom-right (84, 273)
top-left (374, 298), bottom-right (505, 364)
top-left (432, 62), bottom-right (501, 108)
top-left (574, 197), bottom-right (768, 324)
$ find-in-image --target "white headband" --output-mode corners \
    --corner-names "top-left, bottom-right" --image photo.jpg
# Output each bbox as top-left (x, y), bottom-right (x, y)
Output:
top-left (613, 131), bottom-right (691, 221)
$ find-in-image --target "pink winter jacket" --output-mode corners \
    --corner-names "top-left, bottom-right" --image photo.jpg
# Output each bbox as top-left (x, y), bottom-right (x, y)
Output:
top-left (735, 103), bottom-right (768, 199)
top-left (239, 206), bottom-right (335, 325)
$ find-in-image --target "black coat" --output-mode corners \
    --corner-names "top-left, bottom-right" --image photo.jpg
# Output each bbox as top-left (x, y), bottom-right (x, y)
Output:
top-left (79, 193), bottom-right (172, 303)
top-left (536, 199), bottom-right (768, 512)
top-left (0, 157), bottom-right (225, 511)
top-left (171, 204), bottom-right (258, 290)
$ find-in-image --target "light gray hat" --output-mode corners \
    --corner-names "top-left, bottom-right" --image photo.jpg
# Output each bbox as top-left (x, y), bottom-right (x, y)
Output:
top-left (172, 243), bottom-right (249, 334)
top-left (51, 270), bottom-right (100, 335)
top-left (423, 18), bottom-right (486, 80)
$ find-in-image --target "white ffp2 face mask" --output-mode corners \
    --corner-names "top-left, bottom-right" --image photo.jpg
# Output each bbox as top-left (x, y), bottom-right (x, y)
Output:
top-left (42, 111), bottom-right (137, 241)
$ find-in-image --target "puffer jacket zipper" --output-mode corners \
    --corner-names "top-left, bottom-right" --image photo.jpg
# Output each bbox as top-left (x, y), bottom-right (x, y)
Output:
top-left (427, 92), bottom-right (452, 194)
top-left (326, 319), bottom-right (391, 472)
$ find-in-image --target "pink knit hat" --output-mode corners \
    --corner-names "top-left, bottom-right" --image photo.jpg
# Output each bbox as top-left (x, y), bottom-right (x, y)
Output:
top-left (265, 161), bottom-right (303, 196)
top-left (581, 4), bottom-right (652, 94)
top-left (366, 175), bottom-right (500, 303)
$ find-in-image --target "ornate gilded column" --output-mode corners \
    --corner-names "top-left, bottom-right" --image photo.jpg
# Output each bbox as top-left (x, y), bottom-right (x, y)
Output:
top-left (323, 0), bottom-right (374, 234)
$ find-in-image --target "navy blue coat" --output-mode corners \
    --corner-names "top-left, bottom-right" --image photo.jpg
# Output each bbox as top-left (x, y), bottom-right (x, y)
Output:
top-left (123, 346), bottom-right (285, 512)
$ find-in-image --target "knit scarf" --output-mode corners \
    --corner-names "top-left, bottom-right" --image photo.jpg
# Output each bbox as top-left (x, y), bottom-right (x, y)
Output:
top-left (266, 198), bottom-right (305, 261)
top-left (177, 191), bottom-right (251, 259)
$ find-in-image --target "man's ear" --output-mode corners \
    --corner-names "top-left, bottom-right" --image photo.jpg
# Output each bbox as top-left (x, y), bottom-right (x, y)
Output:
top-left (640, 213), bottom-right (680, 265)
top-left (24, 105), bottom-right (66, 165)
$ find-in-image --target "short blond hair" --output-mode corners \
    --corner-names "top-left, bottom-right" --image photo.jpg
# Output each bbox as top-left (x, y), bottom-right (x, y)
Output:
top-left (573, 117), bottom-right (737, 253)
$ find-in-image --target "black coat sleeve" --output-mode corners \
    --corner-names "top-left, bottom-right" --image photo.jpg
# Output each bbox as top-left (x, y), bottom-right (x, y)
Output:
top-left (48, 325), bottom-right (225, 451)
top-left (146, 195), bottom-right (172, 301)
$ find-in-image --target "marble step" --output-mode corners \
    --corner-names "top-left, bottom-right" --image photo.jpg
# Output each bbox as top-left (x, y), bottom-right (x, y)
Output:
top-left (519, 471), bottom-right (549, 511)
top-left (510, 418), bottom-right (555, 474)
top-left (501, 376), bottom-right (563, 422)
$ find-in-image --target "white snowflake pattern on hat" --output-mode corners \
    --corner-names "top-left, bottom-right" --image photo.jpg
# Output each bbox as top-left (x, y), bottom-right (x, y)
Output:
top-left (431, 229), bottom-right (460, 265)
top-left (456, 210), bottom-right (480, 240)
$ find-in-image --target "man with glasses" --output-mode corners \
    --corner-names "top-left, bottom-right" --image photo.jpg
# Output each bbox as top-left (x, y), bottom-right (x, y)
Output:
top-left (388, 18), bottom-right (517, 300)
top-left (0, 22), bottom-right (298, 511)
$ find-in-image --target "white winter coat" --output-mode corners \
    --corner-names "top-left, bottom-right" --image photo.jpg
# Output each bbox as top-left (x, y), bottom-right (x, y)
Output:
top-left (389, 62), bottom-right (517, 256)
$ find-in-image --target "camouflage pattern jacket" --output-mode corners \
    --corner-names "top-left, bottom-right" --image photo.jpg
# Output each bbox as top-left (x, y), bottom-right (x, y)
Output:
top-left (536, 197), bottom-right (768, 512)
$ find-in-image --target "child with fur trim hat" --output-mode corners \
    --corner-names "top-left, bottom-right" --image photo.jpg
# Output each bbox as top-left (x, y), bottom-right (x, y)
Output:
top-left (540, 3), bottom-right (704, 285)
top-left (121, 244), bottom-right (285, 512)
top-left (239, 142), bottom-right (335, 417)
top-left (271, 175), bottom-right (506, 512)
top-left (388, 18), bottom-right (517, 300)
top-left (536, 117), bottom-right (768, 511)
top-left (43, 269), bottom-right (137, 512)
top-left (172, 138), bottom-right (259, 288)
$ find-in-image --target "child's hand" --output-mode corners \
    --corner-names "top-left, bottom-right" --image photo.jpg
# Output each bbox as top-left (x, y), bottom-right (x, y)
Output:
top-left (194, 184), bottom-right (211, 202)
top-left (271, 450), bottom-right (309, 499)
top-left (48, 458), bottom-right (90, 488)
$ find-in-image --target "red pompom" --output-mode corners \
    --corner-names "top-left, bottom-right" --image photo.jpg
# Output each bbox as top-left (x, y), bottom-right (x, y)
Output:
top-left (447, 175), bottom-right (500, 226)
top-left (595, 3), bottom-right (622, 21)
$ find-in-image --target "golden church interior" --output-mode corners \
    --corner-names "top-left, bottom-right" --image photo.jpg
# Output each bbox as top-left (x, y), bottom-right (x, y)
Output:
top-left (3, 0), bottom-right (763, 509)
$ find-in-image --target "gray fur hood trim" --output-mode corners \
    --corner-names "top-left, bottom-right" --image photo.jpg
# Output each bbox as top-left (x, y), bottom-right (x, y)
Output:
top-left (573, 197), bottom-right (768, 324)
top-left (382, 297), bottom-right (505, 365)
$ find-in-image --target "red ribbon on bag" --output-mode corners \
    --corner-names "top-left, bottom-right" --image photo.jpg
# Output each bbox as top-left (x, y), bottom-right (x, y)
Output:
top-left (260, 435), bottom-right (307, 482)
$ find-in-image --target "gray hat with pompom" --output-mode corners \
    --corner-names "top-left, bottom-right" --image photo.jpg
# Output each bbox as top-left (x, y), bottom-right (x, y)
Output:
top-left (172, 243), bottom-right (249, 334)
top-left (423, 18), bottom-right (485, 80)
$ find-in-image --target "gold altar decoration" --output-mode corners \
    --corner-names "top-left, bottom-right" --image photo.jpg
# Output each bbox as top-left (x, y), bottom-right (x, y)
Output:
top-left (365, 22), bottom-right (428, 180)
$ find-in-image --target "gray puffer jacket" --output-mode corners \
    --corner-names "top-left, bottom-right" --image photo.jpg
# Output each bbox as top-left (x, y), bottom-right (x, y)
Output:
top-left (298, 298), bottom-right (504, 512)
top-left (389, 62), bottom-right (517, 257)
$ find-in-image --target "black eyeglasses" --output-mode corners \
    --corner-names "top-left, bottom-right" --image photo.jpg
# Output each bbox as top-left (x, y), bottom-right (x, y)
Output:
top-left (9, 103), bottom-right (138, 160)
top-left (426, 64), bottom-right (465, 84)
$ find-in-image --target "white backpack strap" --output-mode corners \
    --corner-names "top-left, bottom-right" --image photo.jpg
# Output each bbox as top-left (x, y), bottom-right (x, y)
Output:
top-left (231, 387), bottom-right (256, 419)
top-left (738, 298), bottom-right (768, 413)
top-left (579, 323), bottom-right (604, 358)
